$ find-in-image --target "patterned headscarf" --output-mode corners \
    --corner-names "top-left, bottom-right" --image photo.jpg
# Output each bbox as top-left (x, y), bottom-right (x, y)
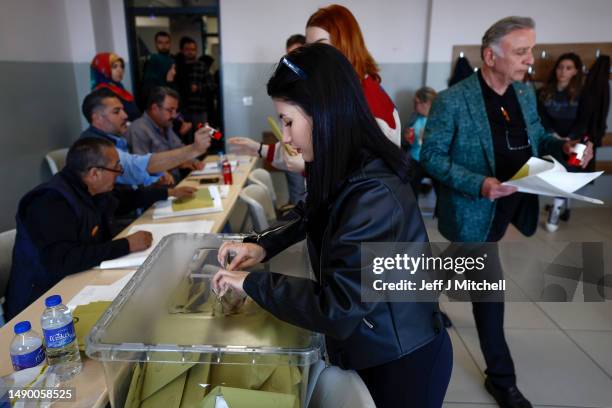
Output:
top-left (90, 52), bottom-right (134, 102)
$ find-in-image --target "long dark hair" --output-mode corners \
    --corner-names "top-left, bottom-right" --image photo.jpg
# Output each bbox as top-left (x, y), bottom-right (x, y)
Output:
top-left (266, 43), bottom-right (409, 211)
top-left (539, 52), bottom-right (584, 103)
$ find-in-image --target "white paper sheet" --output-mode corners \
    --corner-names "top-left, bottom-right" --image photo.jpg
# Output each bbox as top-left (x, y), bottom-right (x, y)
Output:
top-left (502, 156), bottom-right (604, 204)
top-left (152, 185), bottom-right (223, 219)
top-left (66, 271), bottom-right (136, 311)
top-left (190, 160), bottom-right (238, 176)
top-left (98, 220), bottom-right (214, 269)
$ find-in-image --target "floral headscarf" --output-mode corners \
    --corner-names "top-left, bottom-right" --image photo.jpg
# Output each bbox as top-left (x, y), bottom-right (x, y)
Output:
top-left (90, 52), bottom-right (134, 102)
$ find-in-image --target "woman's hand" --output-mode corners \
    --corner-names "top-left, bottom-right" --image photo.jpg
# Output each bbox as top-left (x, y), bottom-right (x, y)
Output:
top-left (281, 148), bottom-right (305, 173)
top-left (212, 269), bottom-right (249, 297)
top-left (228, 137), bottom-right (260, 156)
top-left (217, 241), bottom-right (266, 270)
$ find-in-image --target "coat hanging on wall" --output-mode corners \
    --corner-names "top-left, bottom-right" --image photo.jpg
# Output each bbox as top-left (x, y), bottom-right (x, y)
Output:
top-left (574, 55), bottom-right (610, 147)
top-left (449, 55), bottom-right (474, 87)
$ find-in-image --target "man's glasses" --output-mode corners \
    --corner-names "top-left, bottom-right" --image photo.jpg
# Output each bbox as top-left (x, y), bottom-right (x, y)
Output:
top-left (160, 106), bottom-right (178, 115)
top-left (505, 128), bottom-right (531, 151)
top-left (500, 107), bottom-right (531, 151)
top-left (93, 164), bottom-right (124, 175)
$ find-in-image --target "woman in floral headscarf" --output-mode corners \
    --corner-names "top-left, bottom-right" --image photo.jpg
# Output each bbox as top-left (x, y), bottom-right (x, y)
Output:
top-left (90, 52), bottom-right (141, 121)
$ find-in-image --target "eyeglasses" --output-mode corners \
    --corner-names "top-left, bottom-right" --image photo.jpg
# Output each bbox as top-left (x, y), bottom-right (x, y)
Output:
top-left (505, 128), bottom-right (531, 151)
top-left (93, 164), bottom-right (124, 175)
top-left (281, 56), bottom-right (307, 79)
top-left (499, 107), bottom-right (531, 151)
top-left (159, 106), bottom-right (177, 115)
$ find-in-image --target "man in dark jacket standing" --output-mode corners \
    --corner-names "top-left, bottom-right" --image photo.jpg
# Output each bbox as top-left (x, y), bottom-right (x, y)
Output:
top-left (5, 138), bottom-right (157, 319)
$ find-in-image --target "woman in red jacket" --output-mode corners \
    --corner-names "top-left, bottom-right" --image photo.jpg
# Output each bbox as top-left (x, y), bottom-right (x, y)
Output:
top-left (230, 4), bottom-right (401, 174)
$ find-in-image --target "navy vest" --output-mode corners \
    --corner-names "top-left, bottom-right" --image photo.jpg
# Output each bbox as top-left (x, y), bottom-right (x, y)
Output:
top-left (5, 171), bottom-right (115, 318)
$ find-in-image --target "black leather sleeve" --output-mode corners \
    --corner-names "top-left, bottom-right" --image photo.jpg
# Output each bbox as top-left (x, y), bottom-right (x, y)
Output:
top-left (243, 180), bottom-right (413, 340)
top-left (243, 202), bottom-right (307, 261)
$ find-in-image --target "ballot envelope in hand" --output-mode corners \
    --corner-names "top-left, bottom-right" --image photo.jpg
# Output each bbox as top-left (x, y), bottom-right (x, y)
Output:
top-left (502, 155), bottom-right (604, 204)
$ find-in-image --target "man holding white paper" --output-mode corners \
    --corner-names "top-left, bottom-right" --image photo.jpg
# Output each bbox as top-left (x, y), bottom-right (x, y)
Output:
top-left (421, 16), bottom-right (593, 408)
top-left (421, 16), bottom-right (594, 243)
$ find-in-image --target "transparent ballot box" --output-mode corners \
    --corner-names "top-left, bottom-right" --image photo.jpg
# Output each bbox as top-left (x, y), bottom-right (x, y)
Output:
top-left (86, 233), bottom-right (321, 408)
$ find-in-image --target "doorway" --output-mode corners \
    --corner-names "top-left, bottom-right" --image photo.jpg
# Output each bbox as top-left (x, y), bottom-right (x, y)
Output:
top-left (124, 1), bottom-right (223, 152)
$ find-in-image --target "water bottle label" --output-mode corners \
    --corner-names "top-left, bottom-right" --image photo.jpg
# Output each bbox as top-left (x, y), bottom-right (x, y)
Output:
top-left (11, 346), bottom-right (45, 370)
top-left (43, 322), bottom-right (76, 349)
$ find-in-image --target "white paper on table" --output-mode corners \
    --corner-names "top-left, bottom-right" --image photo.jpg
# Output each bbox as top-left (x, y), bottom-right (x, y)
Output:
top-left (218, 184), bottom-right (230, 198)
top-left (152, 185), bottom-right (223, 219)
top-left (190, 160), bottom-right (238, 175)
top-left (66, 271), bottom-right (136, 311)
top-left (502, 156), bottom-right (604, 204)
top-left (98, 220), bottom-right (214, 269)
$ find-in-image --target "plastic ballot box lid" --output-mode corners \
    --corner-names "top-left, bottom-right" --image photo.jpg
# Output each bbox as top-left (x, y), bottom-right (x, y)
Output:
top-left (86, 233), bottom-right (321, 367)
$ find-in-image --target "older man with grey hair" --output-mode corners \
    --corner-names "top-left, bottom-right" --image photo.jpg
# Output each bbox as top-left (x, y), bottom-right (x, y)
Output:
top-left (421, 16), bottom-right (593, 408)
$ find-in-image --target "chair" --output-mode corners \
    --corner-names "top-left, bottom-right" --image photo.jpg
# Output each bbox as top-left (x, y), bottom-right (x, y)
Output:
top-left (0, 229), bottom-right (16, 325)
top-left (308, 365), bottom-right (375, 408)
top-left (45, 147), bottom-right (69, 175)
top-left (248, 168), bottom-right (278, 207)
top-left (238, 184), bottom-right (277, 231)
top-left (248, 168), bottom-right (295, 215)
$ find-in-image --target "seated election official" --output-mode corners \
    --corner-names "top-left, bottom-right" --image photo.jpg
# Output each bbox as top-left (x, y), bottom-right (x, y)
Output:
top-left (126, 86), bottom-right (204, 181)
top-left (81, 88), bottom-right (211, 187)
top-left (5, 138), bottom-right (160, 319)
top-left (212, 44), bottom-right (452, 408)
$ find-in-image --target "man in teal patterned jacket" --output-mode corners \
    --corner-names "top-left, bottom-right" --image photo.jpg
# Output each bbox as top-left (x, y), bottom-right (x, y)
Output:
top-left (421, 16), bottom-right (593, 408)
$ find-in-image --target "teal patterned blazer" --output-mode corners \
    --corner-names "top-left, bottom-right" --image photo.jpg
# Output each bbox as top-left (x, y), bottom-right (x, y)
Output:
top-left (420, 73), bottom-right (565, 242)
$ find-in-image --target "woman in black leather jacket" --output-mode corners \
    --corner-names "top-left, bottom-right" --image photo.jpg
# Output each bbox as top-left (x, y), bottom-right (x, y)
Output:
top-left (213, 43), bottom-right (452, 408)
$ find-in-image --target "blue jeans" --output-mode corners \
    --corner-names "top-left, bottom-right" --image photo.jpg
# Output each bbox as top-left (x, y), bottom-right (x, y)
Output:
top-left (358, 330), bottom-right (453, 408)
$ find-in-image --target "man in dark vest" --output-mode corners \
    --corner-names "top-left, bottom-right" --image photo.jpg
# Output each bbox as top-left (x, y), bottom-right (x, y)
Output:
top-left (6, 138), bottom-right (159, 319)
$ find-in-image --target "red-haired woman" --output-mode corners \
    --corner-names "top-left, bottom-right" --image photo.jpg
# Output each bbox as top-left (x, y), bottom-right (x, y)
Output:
top-left (306, 4), bottom-right (400, 146)
top-left (229, 4), bottom-right (401, 180)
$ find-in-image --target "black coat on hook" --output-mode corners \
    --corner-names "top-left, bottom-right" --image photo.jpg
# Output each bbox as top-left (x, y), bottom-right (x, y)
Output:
top-left (574, 55), bottom-right (610, 148)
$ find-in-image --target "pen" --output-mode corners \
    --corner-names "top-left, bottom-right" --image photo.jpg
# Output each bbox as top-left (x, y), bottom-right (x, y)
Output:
top-left (500, 107), bottom-right (511, 123)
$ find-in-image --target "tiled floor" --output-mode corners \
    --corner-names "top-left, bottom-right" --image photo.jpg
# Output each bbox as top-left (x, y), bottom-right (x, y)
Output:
top-left (424, 207), bottom-right (612, 407)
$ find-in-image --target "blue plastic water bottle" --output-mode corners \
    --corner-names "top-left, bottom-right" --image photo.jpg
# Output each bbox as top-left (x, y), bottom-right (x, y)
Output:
top-left (9, 321), bottom-right (46, 371)
top-left (40, 295), bottom-right (82, 381)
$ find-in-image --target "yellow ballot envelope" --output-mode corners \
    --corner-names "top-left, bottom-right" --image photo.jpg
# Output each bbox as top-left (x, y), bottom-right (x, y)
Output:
top-left (201, 386), bottom-right (296, 408)
top-left (172, 188), bottom-right (214, 212)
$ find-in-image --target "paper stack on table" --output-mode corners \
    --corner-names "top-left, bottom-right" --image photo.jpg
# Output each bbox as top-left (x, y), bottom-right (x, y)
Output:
top-left (503, 156), bottom-right (604, 204)
top-left (153, 185), bottom-right (223, 219)
top-left (99, 220), bottom-right (214, 269)
top-left (66, 271), bottom-right (136, 311)
top-left (191, 161), bottom-right (238, 176)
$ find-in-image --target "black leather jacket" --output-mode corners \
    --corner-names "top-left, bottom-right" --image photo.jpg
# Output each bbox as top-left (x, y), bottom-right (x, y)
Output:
top-left (243, 156), bottom-right (442, 370)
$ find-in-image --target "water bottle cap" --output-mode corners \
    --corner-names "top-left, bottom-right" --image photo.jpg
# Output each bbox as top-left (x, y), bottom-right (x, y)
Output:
top-left (45, 295), bottom-right (62, 307)
top-left (14, 321), bottom-right (31, 334)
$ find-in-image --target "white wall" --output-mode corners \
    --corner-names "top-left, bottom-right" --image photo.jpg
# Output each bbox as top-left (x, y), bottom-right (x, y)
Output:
top-left (0, 1), bottom-right (73, 62)
top-left (219, 0), bottom-right (432, 137)
top-left (426, 0), bottom-right (612, 90)
top-left (220, 0), bottom-right (429, 64)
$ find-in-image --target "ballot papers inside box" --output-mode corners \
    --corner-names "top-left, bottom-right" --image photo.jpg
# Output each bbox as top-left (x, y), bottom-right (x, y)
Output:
top-left (86, 233), bottom-right (321, 408)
